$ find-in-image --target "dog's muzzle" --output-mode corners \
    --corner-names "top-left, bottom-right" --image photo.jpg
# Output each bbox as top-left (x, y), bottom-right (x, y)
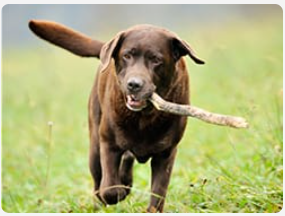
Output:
top-left (124, 76), bottom-right (155, 112)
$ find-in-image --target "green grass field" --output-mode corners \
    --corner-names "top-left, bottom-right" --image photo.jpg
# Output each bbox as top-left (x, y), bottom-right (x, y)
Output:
top-left (2, 17), bottom-right (283, 213)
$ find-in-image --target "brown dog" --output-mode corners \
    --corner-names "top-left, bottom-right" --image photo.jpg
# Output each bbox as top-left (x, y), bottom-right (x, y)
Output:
top-left (29, 20), bottom-right (204, 212)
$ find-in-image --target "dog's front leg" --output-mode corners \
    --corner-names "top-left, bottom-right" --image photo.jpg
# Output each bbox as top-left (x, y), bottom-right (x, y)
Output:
top-left (147, 147), bottom-right (177, 213)
top-left (99, 140), bottom-right (128, 205)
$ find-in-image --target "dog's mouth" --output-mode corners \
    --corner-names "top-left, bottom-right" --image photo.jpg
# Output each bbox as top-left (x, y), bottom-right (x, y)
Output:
top-left (126, 94), bottom-right (148, 112)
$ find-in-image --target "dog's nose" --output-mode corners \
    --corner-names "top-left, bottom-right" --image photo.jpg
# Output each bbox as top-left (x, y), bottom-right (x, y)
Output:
top-left (127, 77), bottom-right (144, 92)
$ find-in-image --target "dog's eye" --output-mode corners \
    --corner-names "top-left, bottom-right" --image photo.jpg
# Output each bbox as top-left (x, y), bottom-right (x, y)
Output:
top-left (123, 53), bottom-right (132, 61)
top-left (150, 56), bottom-right (162, 66)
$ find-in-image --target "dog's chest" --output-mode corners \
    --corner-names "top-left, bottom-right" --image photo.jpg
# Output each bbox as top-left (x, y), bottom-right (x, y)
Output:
top-left (115, 114), bottom-right (176, 159)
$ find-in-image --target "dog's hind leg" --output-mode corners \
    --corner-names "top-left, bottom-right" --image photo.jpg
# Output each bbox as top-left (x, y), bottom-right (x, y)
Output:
top-left (119, 151), bottom-right (135, 195)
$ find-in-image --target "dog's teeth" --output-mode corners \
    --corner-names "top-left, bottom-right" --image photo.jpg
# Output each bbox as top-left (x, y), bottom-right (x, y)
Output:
top-left (130, 95), bottom-right (136, 101)
top-left (127, 95), bottom-right (134, 102)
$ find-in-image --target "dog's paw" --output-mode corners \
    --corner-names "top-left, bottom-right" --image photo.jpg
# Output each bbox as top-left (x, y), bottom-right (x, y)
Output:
top-left (100, 186), bottom-right (128, 205)
top-left (147, 206), bottom-right (159, 213)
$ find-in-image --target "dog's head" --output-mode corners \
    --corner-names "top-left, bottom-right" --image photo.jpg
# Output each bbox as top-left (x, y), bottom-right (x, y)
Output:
top-left (100, 25), bottom-right (204, 111)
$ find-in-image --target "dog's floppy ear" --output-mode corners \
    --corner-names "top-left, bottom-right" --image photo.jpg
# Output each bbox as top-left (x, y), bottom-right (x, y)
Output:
top-left (99, 31), bottom-right (125, 73)
top-left (172, 37), bottom-right (205, 64)
top-left (29, 20), bottom-right (104, 58)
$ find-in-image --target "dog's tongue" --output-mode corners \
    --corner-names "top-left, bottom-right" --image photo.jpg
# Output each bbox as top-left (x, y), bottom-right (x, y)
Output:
top-left (127, 95), bottom-right (143, 106)
top-left (126, 95), bottom-right (146, 111)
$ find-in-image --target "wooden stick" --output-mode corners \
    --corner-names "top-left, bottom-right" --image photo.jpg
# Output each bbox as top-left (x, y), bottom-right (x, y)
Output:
top-left (149, 93), bottom-right (248, 129)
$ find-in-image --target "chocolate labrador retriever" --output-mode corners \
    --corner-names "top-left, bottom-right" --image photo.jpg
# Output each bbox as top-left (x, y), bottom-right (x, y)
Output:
top-left (29, 20), bottom-right (204, 212)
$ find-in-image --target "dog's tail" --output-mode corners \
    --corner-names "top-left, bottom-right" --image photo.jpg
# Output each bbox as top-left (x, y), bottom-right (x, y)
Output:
top-left (29, 20), bottom-right (104, 58)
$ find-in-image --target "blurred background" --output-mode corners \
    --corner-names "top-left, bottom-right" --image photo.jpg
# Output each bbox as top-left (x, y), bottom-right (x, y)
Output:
top-left (2, 4), bottom-right (281, 49)
top-left (1, 4), bottom-right (283, 213)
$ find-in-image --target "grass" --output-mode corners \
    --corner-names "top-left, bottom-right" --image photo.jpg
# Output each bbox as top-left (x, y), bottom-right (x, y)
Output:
top-left (1, 17), bottom-right (283, 213)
